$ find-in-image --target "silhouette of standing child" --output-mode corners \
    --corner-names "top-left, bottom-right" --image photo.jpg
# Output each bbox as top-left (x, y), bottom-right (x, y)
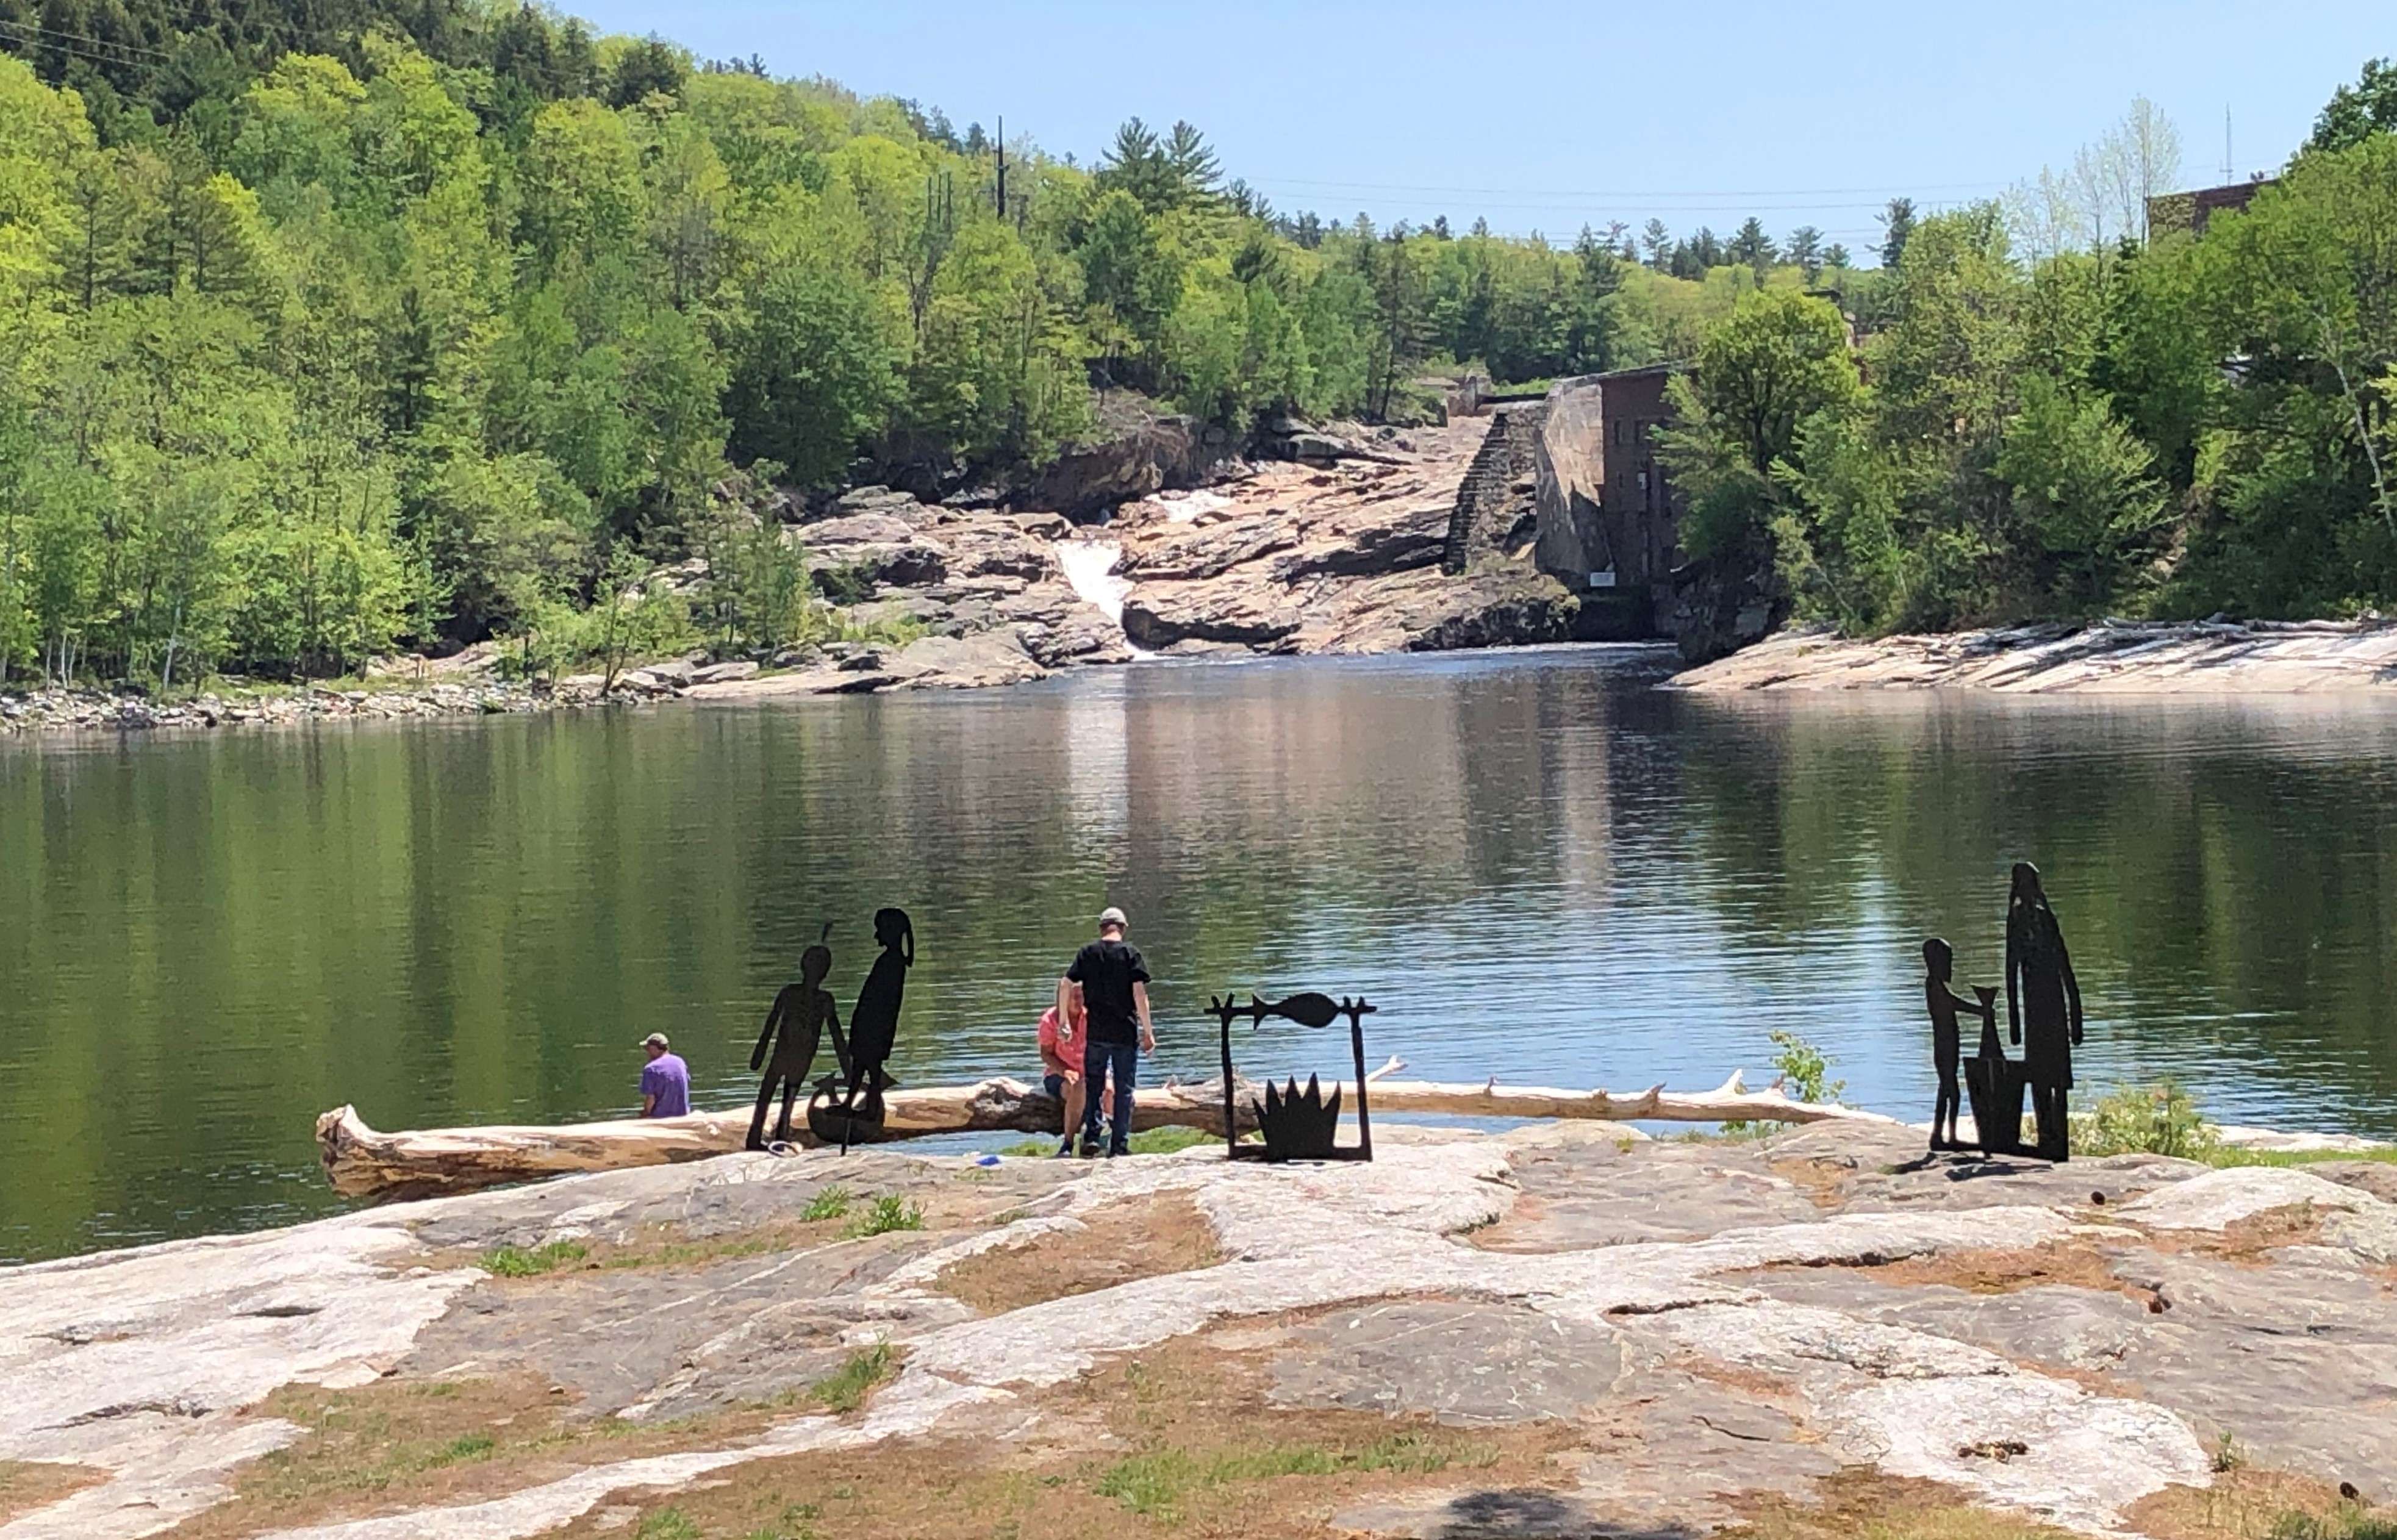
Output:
top-left (748, 927), bottom-right (850, 1151)
top-left (1921, 937), bottom-right (1996, 1151)
top-left (837, 908), bottom-right (913, 1145)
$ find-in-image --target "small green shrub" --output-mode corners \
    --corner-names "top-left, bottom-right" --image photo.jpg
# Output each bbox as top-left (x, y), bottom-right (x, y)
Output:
top-left (800, 1185), bottom-right (854, 1222)
top-left (811, 1343), bottom-right (896, 1413)
top-left (842, 1194), bottom-right (923, 1238)
top-left (2074, 1080), bottom-right (2216, 1159)
top-left (479, 1240), bottom-right (588, 1278)
top-left (1769, 1028), bottom-right (1845, 1105)
top-left (811, 560), bottom-right (877, 606)
top-left (1724, 1028), bottom-right (1844, 1134)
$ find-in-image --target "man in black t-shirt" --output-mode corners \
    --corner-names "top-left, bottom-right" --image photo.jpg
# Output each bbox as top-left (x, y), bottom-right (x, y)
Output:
top-left (1061, 906), bottom-right (1153, 1157)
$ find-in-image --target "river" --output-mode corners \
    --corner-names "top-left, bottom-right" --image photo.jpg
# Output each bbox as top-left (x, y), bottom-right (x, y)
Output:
top-left (5, 646), bottom-right (2396, 1262)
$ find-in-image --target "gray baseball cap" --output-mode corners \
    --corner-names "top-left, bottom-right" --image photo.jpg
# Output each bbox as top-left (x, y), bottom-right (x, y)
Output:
top-left (1098, 906), bottom-right (1128, 930)
top-left (640, 1032), bottom-right (670, 1050)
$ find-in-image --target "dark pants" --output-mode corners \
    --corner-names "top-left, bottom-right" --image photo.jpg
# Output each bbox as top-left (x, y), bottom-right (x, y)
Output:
top-left (1081, 1038), bottom-right (1138, 1152)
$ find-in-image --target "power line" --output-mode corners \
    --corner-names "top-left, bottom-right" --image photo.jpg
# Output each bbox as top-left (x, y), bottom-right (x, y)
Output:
top-left (0, 15), bottom-right (176, 62)
top-left (1241, 174), bottom-right (2012, 200)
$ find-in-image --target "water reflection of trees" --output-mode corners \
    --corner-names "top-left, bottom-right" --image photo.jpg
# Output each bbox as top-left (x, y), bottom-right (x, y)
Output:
top-left (1668, 693), bottom-right (2397, 1119)
top-left (9, 667), bottom-right (2397, 1260)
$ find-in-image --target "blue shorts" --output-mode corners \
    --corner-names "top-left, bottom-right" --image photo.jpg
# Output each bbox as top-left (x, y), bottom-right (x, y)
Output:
top-left (1043, 1072), bottom-right (1066, 1101)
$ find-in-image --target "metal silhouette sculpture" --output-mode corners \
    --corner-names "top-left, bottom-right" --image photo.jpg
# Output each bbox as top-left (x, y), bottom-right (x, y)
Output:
top-left (2007, 862), bottom-right (2083, 1162)
top-left (1922, 937), bottom-right (2001, 1153)
top-left (809, 907), bottom-right (914, 1152)
top-left (749, 924), bottom-right (850, 1150)
top-left (1209, 991), bottom-right (1375, 1162)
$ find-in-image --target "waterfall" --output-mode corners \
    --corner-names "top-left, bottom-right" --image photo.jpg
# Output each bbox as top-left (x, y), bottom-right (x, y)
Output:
top-left (1055, 537), bottom-right (1131, 625)
top-left (1053, 537), bottom-right (1156, 659)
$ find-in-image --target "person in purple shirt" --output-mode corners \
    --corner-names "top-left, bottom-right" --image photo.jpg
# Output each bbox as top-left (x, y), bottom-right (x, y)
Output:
top-left (639, 1033), bottom-right (691, 1118)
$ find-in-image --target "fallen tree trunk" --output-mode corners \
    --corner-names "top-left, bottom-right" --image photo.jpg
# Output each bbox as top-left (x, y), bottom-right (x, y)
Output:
top-left (316, 1069), bottom-right (1893, 1202)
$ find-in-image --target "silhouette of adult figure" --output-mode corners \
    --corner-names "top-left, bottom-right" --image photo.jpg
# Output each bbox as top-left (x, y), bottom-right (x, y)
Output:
top-left (1921, 938), bottom-right (1995, 1152)
top-left (837, 908), bottom-right (913, 1144)
top-left (748, 926), bottom-right (848, 1151)
top-left (2005, 862), bottom-right (2083, 1161)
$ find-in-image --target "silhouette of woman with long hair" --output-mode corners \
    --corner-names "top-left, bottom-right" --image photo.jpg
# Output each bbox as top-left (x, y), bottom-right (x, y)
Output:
top-left (2006, 862), bottom-right (2083, 1161)
top-left (748, 925), bottom-right (848, 1151)
top-left (837, 908), bottom-right (913, 1147)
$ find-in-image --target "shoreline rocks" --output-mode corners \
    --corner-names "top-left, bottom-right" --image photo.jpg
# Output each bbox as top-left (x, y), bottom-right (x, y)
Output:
top-left (1672, 617), bottom-right (2397, 693)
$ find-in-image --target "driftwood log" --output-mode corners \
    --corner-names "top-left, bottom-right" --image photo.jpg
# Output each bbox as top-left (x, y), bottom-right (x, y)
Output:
top-left (315, 1069), bottom-right (1894, 1202)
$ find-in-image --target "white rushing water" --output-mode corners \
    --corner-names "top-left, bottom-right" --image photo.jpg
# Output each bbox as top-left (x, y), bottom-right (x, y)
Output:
top-left (1054, 537), bottom-right (1132, 626)
top-left (1052, 535), bottom-right (1156, 659)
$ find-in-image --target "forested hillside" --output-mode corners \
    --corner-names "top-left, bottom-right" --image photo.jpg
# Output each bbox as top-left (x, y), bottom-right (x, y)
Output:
top-left (2, 2), bottom-right (2394, 690)
top-left (1662, 74), bottom-right (2397, 637)
top-left (0, 0), bottom-right (1784, 689)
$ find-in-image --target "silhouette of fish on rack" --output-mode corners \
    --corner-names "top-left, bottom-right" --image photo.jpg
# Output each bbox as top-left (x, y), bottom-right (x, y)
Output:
top-left (1208, 991), bottom-right (1377, 1163)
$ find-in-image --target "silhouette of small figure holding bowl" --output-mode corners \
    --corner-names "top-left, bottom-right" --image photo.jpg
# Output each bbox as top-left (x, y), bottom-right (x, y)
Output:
top-left (828, 907), bottom-right (912, 1150)
top-left (1921, 938), bottom-right (1998, 1152)
top-left (2007, 862), bottom-right (2083, 1162)
top-left (748, 926), bottom-right (850, 1151)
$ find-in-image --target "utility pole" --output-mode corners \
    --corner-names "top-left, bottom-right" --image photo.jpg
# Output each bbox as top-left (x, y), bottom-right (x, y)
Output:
top-left (995, 114), bottom-right (1006, 220)
top-left (2222, 106), bottom-right (2234, 185)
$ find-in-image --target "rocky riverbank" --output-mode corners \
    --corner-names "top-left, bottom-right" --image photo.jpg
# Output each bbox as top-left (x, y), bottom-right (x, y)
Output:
top-left (9, 1120), bottom-right (2397, 1540)
top-left (1672, 617), bottom-right (2397, 693)
top-left (684, 417), bottom-right (1585, 703)
top-left (0, 677), bottom-right (563, 735)
top-left (7, 418), bottom-right (1594, 734)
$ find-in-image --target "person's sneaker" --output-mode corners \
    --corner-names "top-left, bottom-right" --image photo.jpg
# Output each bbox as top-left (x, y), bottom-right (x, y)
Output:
top-left (1054, 1138), bottom-right (1074, 1158)
top-left (1078, 1138), bottom-right (1100, 1158)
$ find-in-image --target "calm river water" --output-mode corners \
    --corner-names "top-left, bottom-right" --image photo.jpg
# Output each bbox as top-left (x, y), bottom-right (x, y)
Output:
top-left (5, 646), bottom-right (2397, 1261)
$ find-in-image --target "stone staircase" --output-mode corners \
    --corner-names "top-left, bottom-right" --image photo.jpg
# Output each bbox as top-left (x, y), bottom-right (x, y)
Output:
top-left (1442, 404), bottom-right (1546, 574)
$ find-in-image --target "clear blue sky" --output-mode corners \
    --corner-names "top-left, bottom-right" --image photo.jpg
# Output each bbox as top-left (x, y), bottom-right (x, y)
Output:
top-left (573, 0), bottom-right (2387, 254)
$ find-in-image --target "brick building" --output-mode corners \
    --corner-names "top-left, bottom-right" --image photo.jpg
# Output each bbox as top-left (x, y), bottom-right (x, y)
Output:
top-left (2147, 176), bottom-right (2277, 238)
top-left (1525, 364), bottom-right (1684, 637)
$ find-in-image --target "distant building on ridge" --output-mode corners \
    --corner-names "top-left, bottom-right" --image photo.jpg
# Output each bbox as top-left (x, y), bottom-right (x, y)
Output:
top-left (2148, 175), bottom-right (2277, 239)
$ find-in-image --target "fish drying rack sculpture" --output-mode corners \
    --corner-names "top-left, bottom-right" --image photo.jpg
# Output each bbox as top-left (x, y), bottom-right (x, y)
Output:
top-left (1207, 991), bottom-right (1375, 1162)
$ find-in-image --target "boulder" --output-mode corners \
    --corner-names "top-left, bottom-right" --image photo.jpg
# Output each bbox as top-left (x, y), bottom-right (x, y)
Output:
top-left (1020, 412), bottom-right (1233, 521)
top-left (1671, 548), bottom-right (1786, 665)
top-left (883, 629), bottom-right (1050, 690)
top-left (1122, 584), bottom-right (1303, 650)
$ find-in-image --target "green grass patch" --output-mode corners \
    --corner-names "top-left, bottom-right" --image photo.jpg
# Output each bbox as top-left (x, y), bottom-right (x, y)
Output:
top-left (478, 1240), bottom-right (588, 1278)
top-left (1000, 1125), bottom-right (1242, 1158)
top-left (431, 1433), bottom-right (495, 1466)
top-left (2200, 1144), bottom-right (2397, 1170)
top-left (636, 1510), bottom-right (704, 1540)
top-left (1096, 1434), bottom-right (1476, 1521)
top-left (600, 1232), bottom-right (789, 1270)
top-left (842, 1194), bottom-right (923, 1238)
top-left (2268, 1511), bottom-right (2397, 1539)
top-left (809, 1344), bottom-right (896, 1414)
top-left (1126, 1125), bottom-right (1218, 1155)
top-left (800, 1185), bottom-right (854, 1222)
top-left (248, 1422), bottom-right (498, 1501)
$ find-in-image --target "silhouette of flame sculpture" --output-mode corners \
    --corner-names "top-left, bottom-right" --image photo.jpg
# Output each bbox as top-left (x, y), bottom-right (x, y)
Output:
top-left (1258, 1075), bottom-right (1343, 1159)
top-left (1206, 992), bottom-right (1375, 1163)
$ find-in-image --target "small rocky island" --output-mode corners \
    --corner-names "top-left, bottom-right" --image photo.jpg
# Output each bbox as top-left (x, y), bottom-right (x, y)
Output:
top-left (7, 1121), bottom-right (2396, 1539)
